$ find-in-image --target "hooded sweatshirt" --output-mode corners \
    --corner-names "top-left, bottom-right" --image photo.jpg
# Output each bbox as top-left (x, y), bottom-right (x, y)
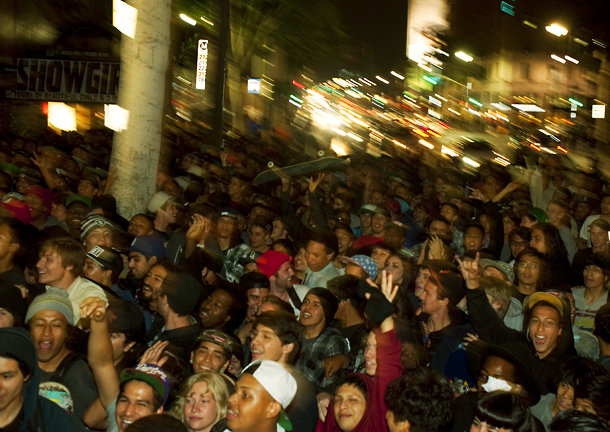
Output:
top-left (0, 328), bottom-right (77, 432)
top-left (315, 326), bottom-right (402, 432)
top-left (467, 288), bottom-right (577, 394)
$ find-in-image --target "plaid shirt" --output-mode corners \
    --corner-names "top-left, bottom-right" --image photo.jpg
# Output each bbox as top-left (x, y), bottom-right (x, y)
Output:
top-left (296, 326), bottom-right (349, 392)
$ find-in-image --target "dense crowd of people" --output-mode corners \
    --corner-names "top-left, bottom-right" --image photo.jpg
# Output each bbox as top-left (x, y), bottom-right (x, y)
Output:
top-left (0, 128), bottom-right (609, 432)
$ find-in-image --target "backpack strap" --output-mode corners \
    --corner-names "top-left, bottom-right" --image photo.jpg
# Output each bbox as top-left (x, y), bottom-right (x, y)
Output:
top-left (286, 287), bottom-right (303, 311)
top-left (27, 398), bottom-right (46, 432)
top-left (49, 352), bottom-right (85, 383)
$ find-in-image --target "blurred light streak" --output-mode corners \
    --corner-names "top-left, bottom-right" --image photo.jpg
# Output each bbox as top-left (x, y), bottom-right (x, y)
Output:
top-left (375, 76), bottom-right (389, 84)
top-left (419, 140), bottom-right (434, 149)
top-left (180, 14), bottom-right (196, 25)
top-left (546, 24), bottom-right (568, 36)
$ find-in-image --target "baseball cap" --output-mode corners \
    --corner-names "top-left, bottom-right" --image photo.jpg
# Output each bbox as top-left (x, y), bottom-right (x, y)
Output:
top-left (527, 208), bottom-right (548, 223)
top-left (478, 259), bottom-right (515, 285)
top-left (522, 292), bottom-right (566, 317)
top-left (421, 259), bottom-right (465, 306)
top-left (129, 235), bottom-right (166, 260)
top-left (218, 207), bottom-right (238, 219)
top-left (256, 251), bottom-right (291, 278)
top-left (2, 194), bottom-right (31, 224)
top-left (120, 364), bottom-right (171, 407)
top-left (106, 299), bottom-right (146, 342)
top-left (146, 192), bottom-right (176, 213)
top-left (25, 185), bottom-right (52, 215)
top-left (66, 194), bottom-right (92, 209)
top-left (358, 204), bottom-right (376, 215)
top-left (196, 329), bottom-right (233, 358)
top-left (383, 198), bottom-right (402, 215)
top-left (372, 206), bottom-right (391, 218)
top-left (445, 189), bottom-right (465, 202)
top-left (87, 246), bottom-right (124, 275)
top-left (241, 360), bottom-right (297, 431)
top-left (341, 254), bottom-right (378, 280)
top-left (384, 220), bottom-right (408, 235)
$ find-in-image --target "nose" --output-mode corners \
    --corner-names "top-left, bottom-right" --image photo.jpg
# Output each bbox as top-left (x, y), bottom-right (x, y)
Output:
top-left (35, 258), bottom-right (44, 271)
top-left (123, 402), bottom-right (137, 417)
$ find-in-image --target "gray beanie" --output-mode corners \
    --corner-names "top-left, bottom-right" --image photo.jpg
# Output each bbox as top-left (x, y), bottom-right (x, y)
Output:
top-left (25, 288), bottom-right (75, 326)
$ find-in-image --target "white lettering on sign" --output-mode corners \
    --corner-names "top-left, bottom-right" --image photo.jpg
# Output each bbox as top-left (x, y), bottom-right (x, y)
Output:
top-left (196, 39), bottom-right (209, 90)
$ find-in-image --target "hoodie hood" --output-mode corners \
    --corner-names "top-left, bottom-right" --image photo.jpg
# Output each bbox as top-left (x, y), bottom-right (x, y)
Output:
top-left (0, 328), bottom-right (40, 423)
top-left (317, 373), bottom-right (374, 432)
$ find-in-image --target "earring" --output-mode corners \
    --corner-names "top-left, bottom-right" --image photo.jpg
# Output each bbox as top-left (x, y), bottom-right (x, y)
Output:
top-left (190, 358), bottom-right (193, 364)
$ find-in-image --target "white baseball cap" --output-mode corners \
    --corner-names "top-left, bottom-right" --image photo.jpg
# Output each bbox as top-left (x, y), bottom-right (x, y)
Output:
top-left (241, 360), bottom-right (297, 431)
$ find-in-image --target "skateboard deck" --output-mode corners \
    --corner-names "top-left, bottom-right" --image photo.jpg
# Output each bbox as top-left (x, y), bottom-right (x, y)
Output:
top-left (252, 157), bottom-right (346, 186)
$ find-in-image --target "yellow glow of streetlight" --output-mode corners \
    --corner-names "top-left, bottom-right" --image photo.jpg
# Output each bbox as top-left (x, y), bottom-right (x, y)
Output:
top-left (545, 24), bottom-right (568, 37)
top-left (180, 13), bottom-right (196, 25)
top-left (455, 51), bottom-right (473, 62)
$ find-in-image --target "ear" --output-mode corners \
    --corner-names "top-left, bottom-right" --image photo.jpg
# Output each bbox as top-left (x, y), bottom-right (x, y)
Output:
top-left (155, 406), bottom-right (164, 415)
top-left (220, 359), bottom-right (230, 373)
top-left (282, 343), bottom-right (294, 355)
top-left (265, 400), bottom-right (282, 419)
top-left (9, 243), bottom-right (19, 253)
top-left (400, 420), bottom-right (411, 432)
top-left (102, 268), bottom-right (113, 280)
top-left (440, 297), bottom-right (449, 306)
top-left (123, 341), bottom-right (136, 353)
top-left (224, 313), bottom-right (231, 323)
top-left (558, 327), bottom-right (562, 336)
top-left (149, 256), bottom-right (158, 266)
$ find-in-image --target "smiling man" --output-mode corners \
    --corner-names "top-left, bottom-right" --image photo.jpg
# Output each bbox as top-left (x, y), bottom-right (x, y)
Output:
top-left (191, 329), bottom-right (232, 374)
top-left (80, 213), bottom-right (115, 252)
top-left (302, 228), bottom-right (340, 289)
top-left (352, 207), bottom-right (390, 249)
top-left (26, 288), bottom-right (98, 432)
top-left (226, 360), bottom-right (297, 432)
top-left (124, 235), bottom-right (166, 296)
top-left (36, 237), bottom-right (107, 326)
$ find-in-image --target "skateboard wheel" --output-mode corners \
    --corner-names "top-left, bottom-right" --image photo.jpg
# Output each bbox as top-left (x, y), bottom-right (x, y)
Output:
top-left (318, 150), bottom-right (324, 157)
top-left (267, 162), bottom-right (274, 168)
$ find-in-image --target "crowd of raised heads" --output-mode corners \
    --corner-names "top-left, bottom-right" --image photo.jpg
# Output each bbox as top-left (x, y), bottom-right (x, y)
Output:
top-left (0, 127), bottom-right (610, 432)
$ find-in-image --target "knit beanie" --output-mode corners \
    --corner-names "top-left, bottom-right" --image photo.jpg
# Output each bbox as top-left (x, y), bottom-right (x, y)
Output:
top-left (161, 272), bottom-right (202, 316)
top-left (306, 288), bottom-right (338, 327)
top-left (25, 288), bottom-right (75, 326)
top-left (0, 328), bottom-right (37, 377)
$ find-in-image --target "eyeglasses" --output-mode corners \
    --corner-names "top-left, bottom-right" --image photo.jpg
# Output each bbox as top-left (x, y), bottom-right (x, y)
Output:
top-left (511, 241), bottom-right (526, 248)
top-left (518, 262), bottom-right (539, 269)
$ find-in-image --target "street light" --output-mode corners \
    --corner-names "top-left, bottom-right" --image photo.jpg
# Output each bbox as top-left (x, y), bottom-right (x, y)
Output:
top-left (391, 71), bottom-right (405, 80)
top-left (375, 75), bottom-right (389, 84)
top-left (565, 55), bottom-right (579, 64)
top-left (551, 54), bottom-right (566, 64)
top-left (545, 24), bottom-right (568, 37)
top-left (180, 13), bottom-right (196, 25)
top-left (455, 51), bottom-right (473, 62)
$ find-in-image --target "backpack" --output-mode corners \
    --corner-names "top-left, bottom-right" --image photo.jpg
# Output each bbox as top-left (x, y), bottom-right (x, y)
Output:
top-left (38, 352), bottom-right (85, 415)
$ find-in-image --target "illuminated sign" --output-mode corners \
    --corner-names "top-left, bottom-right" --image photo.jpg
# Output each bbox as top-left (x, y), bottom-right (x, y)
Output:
top-left (248, 78), bottom-right (261, 94)
top-left (196, 39), bottom-right (209, 90)
top-left (511, 104), bottom-right (545, 112)
top-left (593, 105), bottom-right (606, 119)
top-left (6, 59), bottom-right (119, 102)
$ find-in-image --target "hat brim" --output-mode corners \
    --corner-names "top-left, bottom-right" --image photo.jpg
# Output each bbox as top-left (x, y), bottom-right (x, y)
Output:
top-left (278, 407), bottom-right (293, 431)
top-left (120, 369), bottom-right (167, 405)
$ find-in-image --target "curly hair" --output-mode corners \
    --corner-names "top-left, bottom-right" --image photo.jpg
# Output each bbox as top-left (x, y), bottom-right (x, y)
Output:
top-left (531, 222), bottom-right (568, 268)
top-left (550, 407), bottom-right (610, 432)
top-left (384, 368), bottom-right (454, 432)
top-left (550, 357), bottom-right (608, 393)
top-left (168, 373), bottom-right (229, 426)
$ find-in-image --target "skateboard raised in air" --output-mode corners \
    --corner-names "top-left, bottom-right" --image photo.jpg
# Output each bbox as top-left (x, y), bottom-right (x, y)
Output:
top-left (252, 156), bottom-right (346, 186)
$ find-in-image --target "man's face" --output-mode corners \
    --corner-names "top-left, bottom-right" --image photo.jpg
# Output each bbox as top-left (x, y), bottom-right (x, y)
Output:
top-left (545, 203), bottom-right (564, 225)
top-left (0, 224), bottom-right (17, 260)
top-left (227, 373), bottom-right (276, 432)
top-left (601, 197), bottom-right (610, 215)
top-left (305, 241), bottom-right (333, 272)
top-left (141, 265), bottom-right (168, 302)
top-left (476, 355), bottom-right (517, 393)
top-left (429, 220), bottom-right (448, 237)
top-left (246, 287), bottom-right (270, 320)
top-left (77, 179), bottom-right (97, 198)
top-left (29, 310), bottom-right (69, 363)
top-left (418, 281), bottom-right (446, 314)
top-left (589, 225), bottom-right (608, 249)
top-left (271, 220), bottom-right (286, 240)
top-left (251, 324), bottom-right (287, 362)
top-left (84, 227), bottom-right (113, 252)
top-left (371, 247), bottom-right (390, 270)
top-left (300, 294), bottom-right (326, 329)
top-left (217, 216), bottom-right (236, 239)
top-left (335, 229), bottom-right (354, 254)
top-left (65, 202), bottom-right (90, 231)
top-left (371, 214), bottom-right (387, 235)
top-left (115, 381), bottom-right (162, 432)
top-left (23, 193), bottom-right (45, 220)
top-left (413, 207), bottom-right (427, 224)
top-left (248, 206), bottom-right (267, 223)
top-left (464, 227), bottom-right (484, 252)
top-left (583, 264), bottom-right (607, 289)
top-left (384, 228), bottom-right (405, 250)
top-left (179, 155), bottom-right (194, 171)
top-left (159, 200), bottom-right (177, 224)
top-left (274, 261), bottom-right (294, 290)
top-left (249, 226), bottom-right (269, 249)
top-left (0, 357), bottom-right (27, 413)
top-left (414, 268), bottom-right (431, 297)
top-left (227, 177), bottom-right (244, 197)
top-left (575, 202), bottom-right (591, 220)
top-left (129, 252), bottom-right (154, 280)
top-left (199, 289), bottom-right (233, 329)
top-left (36, 248), bottom-right (70, 285)
top-left (191, 341), bottom-right (229, 373)
top-left (528, 305), bottom-right (562, 359)
top-left (83, 257), bottom-right (107, 285)
top-left (556, 381), bottom-right (576, 412)
top-left (440, 205), bottom-right (457, 224)
top-left (333, 384), bottom-right (366, 432)
top-left (516, 255), bottom-right (541, 286)
top-left (360, 213), bottom-right (372, 229)
top-left (128, 216), bottom-right (153, 237)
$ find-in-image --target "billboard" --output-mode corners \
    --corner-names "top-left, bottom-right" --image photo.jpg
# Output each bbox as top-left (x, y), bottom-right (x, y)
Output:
top-left (6, 58), bottom-right (119, 102)
top-left (406, 0), bottom-right (449, 65)
top-left (196, 39), bottom-right (209, 90)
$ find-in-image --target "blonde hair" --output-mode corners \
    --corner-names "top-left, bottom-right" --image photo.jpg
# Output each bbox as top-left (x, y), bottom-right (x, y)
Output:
top-left (168, 373), bottom-right (230, 426)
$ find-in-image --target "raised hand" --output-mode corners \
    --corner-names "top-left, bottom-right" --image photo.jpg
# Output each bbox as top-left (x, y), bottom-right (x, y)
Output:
top-left (309, 173), bottom-right (324, 193)
top-left (139, 341), bottom-right (169, 367)
top-left (186, 214), bottom-right (209, 241)
top-left (80, 297), bottom-right (107, 322)
top-left (456, 253), bottom-right (480, 289)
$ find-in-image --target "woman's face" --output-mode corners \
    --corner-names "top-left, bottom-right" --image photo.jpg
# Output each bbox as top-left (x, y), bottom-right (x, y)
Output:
top-left (503, 216), bottom-right (516, 236)
top-left (529, 229), bottom-right (547, 254)
top-left (333, 384), bottom-right (366, 432)
top-left (184, 381), bottom-right (219, 432)
top-left (510, 235), bottom-right (526, 258)
top-left (294, 248), bottom-right (308, 273)
top-left (555, 381), bottom-right (576, 412)
top-left (384, 256), bottom-right (404, 285)
top-left (364, 332), bottom-right (377, 376)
